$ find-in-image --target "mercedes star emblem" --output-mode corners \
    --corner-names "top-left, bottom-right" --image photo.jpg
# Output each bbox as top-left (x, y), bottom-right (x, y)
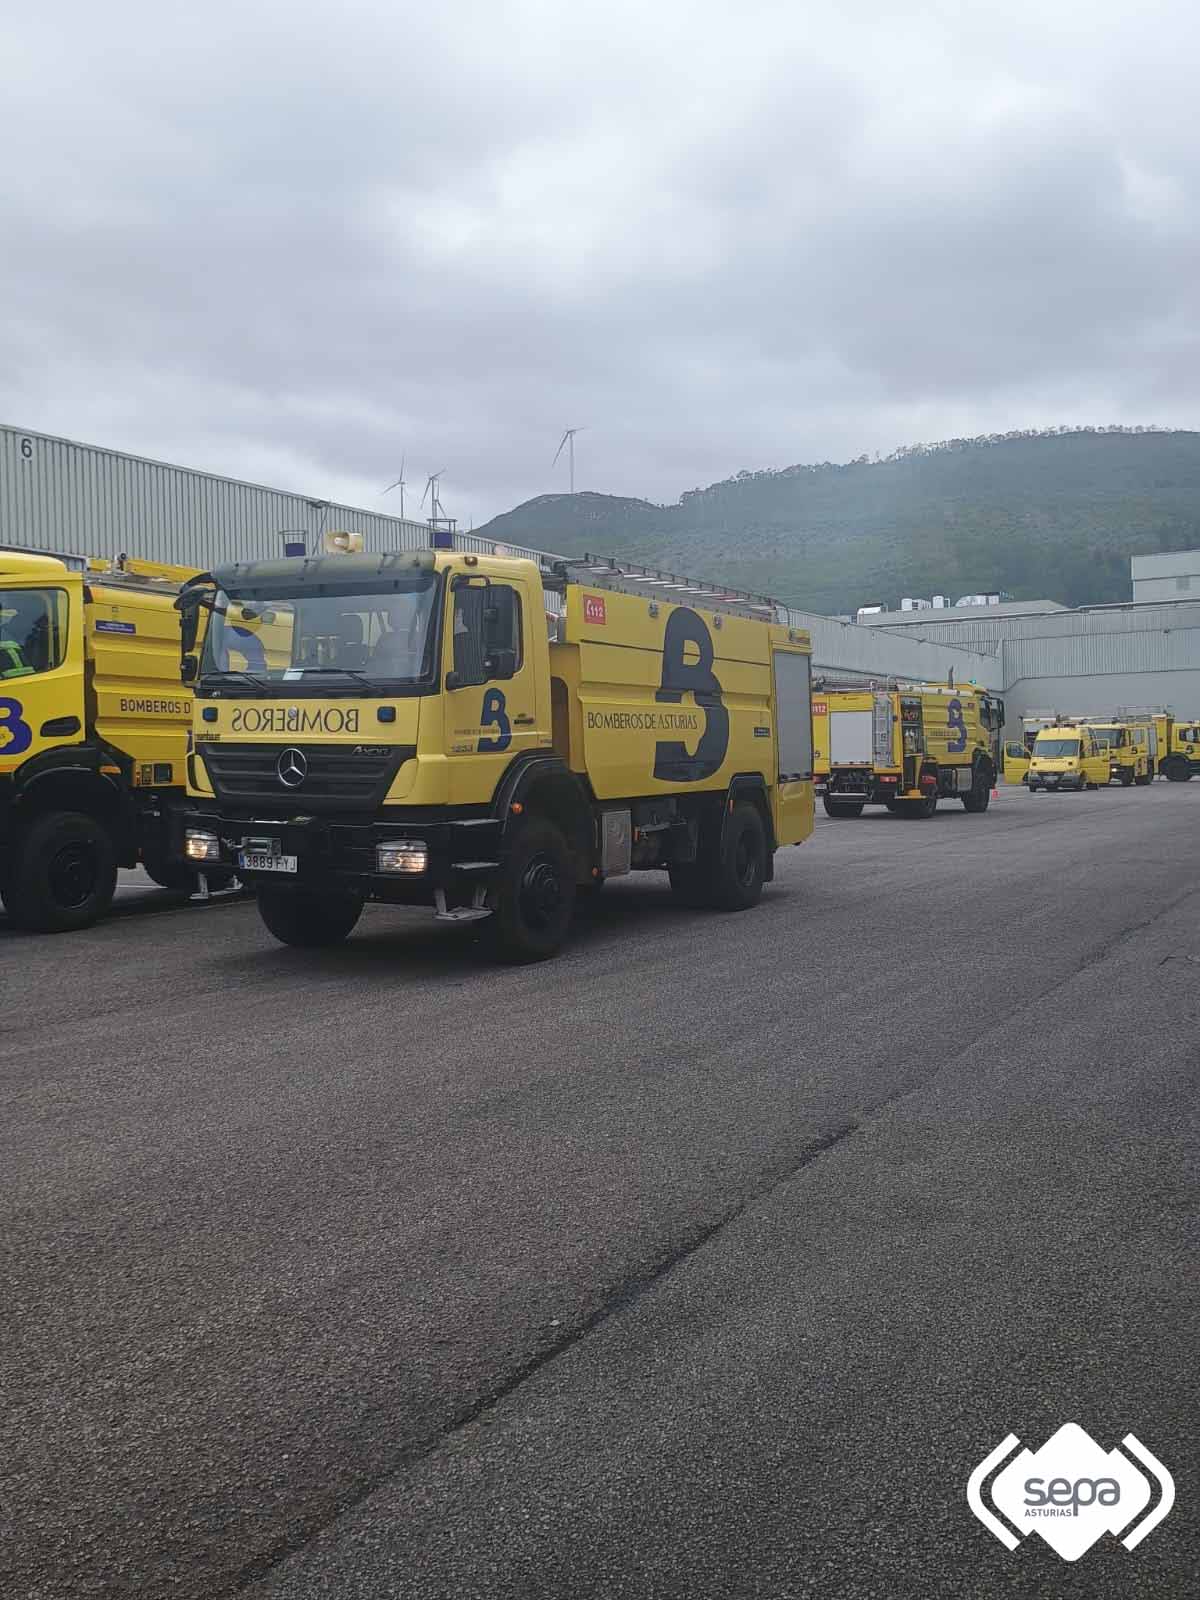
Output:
top-left (276, 747), bottom-right (308, 788)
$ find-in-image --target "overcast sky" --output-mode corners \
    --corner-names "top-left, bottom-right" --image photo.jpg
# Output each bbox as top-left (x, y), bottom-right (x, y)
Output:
top-left (3, 0), bottom-right (1199, 527)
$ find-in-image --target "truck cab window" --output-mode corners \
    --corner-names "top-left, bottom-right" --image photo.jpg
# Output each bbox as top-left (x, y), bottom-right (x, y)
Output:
top-left (0, 588), bottom-right (67, 679)
top-left (453, 583), bottom-right (521, 681)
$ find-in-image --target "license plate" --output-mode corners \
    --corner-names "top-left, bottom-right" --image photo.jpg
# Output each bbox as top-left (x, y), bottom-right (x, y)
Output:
top-left (239, 851), bottom-right (298, 873)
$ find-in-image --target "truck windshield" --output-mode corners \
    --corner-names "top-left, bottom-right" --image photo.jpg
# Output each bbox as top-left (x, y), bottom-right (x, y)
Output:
top-left (0, 588), bottom-right (68, 679)
top-left (1088, 726), bottom-right (1122, 748)
top-left (200, 581), bottom-right (438, 692)
top-left (1034, 739), bottom-right (1080, 758)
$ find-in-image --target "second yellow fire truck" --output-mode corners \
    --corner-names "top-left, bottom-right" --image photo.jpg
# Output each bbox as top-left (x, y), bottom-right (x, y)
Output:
top-left (812, 678), bottom-right (1004, 819)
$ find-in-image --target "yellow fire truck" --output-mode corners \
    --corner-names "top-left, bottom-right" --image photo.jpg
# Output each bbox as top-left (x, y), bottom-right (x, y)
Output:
top-left (811, 678), bottom-right (1004, 818)
top-left (1122, 708), bottom-right (1200, 782)
top-left (1156, 717), bottom-right (1200, 781)
top-left (1, 549), bottom-right (204, 931)
top-left (1079, 718), bottom-right (1155, 786)
top-left (180, 549), bottom-right (815, 960)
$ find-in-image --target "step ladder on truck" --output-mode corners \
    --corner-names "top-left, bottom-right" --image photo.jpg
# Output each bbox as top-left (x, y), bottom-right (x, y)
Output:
top-left (178, 542), bottom-right (816, 962)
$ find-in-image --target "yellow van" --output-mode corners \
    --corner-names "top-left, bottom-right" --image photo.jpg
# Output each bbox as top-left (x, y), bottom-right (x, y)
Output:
top-left (1027, 725), bottom-right (1109, 792)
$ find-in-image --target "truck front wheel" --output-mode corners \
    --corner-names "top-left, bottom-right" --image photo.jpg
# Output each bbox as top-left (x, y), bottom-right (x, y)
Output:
top-left (489, 817), bottom-right (575, 963)
top-left (1163, 758), bottom-right (1192, 782)
top-left (1, 810), bottom-right (118, 933)
top-left (256, 887), bottom-right (364, 947)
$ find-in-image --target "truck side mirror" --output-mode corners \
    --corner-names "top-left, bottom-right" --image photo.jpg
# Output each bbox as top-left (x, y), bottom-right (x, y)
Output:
top-left (181, 654), bottom-right (199, 684)
top-left (178, 598), bottom-right (199, 655)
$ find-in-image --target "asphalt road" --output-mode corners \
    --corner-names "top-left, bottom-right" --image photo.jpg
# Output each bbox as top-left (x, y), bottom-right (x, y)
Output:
top-left (2, 783), bottom-right (1197, 1599)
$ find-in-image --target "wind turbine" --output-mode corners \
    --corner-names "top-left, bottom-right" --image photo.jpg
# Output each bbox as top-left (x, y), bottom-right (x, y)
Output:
top-left (553, 427), bottom-right (585, 495)
top-left (422, 470), bottom-right (447, 522)
top-left (381, 455), bottom-right (407, 518)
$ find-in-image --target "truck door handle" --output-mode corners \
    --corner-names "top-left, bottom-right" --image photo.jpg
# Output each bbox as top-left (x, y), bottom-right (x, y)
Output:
top-left (513, 714), bottom-right (535, 725)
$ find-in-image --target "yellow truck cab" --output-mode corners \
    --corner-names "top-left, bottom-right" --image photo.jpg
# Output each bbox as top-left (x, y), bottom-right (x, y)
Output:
top-left (1155, 715), bottom-right (1200, 782)
top-left (1027, 725), bottom-right (1109, 792)
top-left (180, 548), bottom-right (815, 961)
top-left (811, 678), bottom-right (1003, 819)
top-left (1081, 720), bottom-right (1155, 786)
top-left (1, 548), bottom-right (203, 930)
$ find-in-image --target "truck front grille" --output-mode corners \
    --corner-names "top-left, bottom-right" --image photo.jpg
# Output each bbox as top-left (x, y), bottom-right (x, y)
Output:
top-left (200, 743), bottom-right (414, 812)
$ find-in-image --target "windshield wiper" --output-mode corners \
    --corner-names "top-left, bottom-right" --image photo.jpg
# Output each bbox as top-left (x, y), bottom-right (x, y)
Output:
top-left (289, 667), bottom-right (385, 691)
top-left (202, 669), bottom-right (271, 694)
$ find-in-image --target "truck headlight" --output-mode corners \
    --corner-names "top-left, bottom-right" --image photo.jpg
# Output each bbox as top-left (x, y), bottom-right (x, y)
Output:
top-left (185, 828), bottom-right (221, 862)
top-left (376, 839), bottom-right (428, 874)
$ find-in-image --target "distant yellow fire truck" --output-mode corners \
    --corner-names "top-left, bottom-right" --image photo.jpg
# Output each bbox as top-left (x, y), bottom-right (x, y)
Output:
top-left (812, 679), bottom-right (1004, 818)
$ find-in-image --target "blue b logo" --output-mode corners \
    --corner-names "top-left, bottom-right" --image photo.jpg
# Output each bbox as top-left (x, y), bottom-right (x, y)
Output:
top-left (478, 688), bottom-right (512, 752)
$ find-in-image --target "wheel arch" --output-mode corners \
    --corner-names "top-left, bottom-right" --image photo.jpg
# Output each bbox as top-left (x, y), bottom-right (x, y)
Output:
top-left (723, 773), bottom-right (776, 879)
top-left (493, 753), bottom-right (594, 878)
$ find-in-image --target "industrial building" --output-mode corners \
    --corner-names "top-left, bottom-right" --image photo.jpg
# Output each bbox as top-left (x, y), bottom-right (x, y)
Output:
top-left (1131, 548), bottom-right (1200, 602)
top-left (3, 420), bottom-right (1196, 730)
top-left (1, 421), bottom-right (432, 567)
top-left (857, 566), bottom-right (1200, 724)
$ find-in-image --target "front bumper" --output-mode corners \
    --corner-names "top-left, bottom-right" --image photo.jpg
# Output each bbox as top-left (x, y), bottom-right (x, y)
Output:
top-left (185, 807), bottom-right (502, 903)
top-left (1028, 773), bottom-right (1084, 790)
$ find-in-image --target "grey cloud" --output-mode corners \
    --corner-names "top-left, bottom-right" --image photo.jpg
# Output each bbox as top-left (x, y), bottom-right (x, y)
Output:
top-left (3, 0), bottom-right (1199, 530)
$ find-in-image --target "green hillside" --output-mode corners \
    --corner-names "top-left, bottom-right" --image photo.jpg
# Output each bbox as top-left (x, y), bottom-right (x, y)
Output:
top-left (476, 428), bottom-right (1200, 615)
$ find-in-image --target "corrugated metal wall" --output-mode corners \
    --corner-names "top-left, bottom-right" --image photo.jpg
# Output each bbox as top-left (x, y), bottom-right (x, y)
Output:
top-left (1, 420), bottom-right (1004, 689)
top-left (1001, 603), bottom-right (1200, 719)
top-left (797, 612), bottom-right (1002, 688)
top-left (1, 423), bottom-right (432, 567)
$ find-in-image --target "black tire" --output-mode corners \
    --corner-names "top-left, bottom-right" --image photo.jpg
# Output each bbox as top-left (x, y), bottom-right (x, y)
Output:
top-left (256, 887), bottom-right (364, 948)
top-left (961, 766), bottom-right (992, 813)
top-left (1134, 772), bottom-right (1152, 787)
top-left (822, 797), bottom-right (865, 819)
top-left (1118, 768), bottom-right (1134, 787)
top-left (709, 803), bottom-right (767, 911)
top-left (884, 798), bottom-right (904, 813)
top-left (897, 793), bottom-right (938, 819)
top-left (1163, 759), bottom-right (1192, 782)
top-left (488, 817), bottom-right (575, 963)
top-left (1, 810), bottom-right (117, 933)
top-left (669, 803), bottom-right (767, 911)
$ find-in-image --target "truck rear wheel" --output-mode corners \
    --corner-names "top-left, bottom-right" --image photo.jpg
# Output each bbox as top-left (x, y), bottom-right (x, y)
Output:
top-left (711, 803), bottom-right (767, 909)
top-left (256, 887), bottom-right (364, 947)
top-left (671, 802), bottom-right (767, 912)
top-left (822, 797), bottom-right (865, 819)
top-left (488, 817), bottom-right (575, 963)
top-left (1, 810), bottom-right (118, 933)
top-left (961, 767), bottom-right (992, 812)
